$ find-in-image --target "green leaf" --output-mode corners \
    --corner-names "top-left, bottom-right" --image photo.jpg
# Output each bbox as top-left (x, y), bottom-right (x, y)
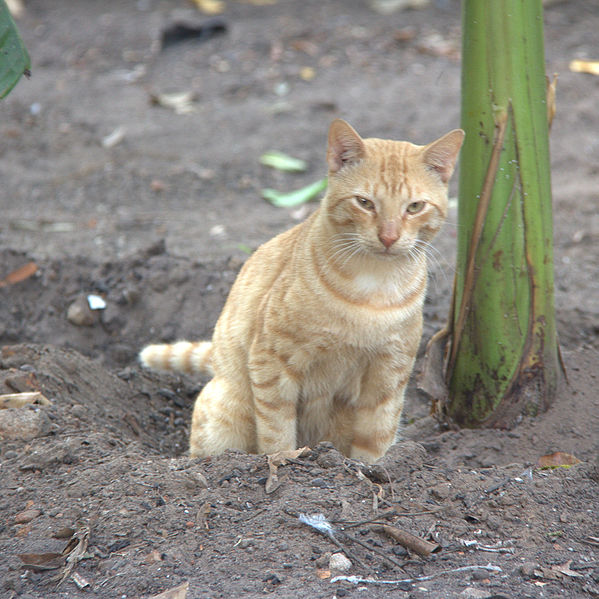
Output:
top-left (259, 151), bottom-right (307, 173)
top-left (0, 0), bottom-right (31, 99)
top-left (262, 177), bottom-right (327, 208)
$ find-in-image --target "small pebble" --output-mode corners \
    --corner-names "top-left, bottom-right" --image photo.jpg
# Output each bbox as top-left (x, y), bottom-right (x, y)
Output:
top-left (67, 297), bottom-right (97, 326)
top-left (392, 544), bottom-right (408, 557)
top-left (314, 552), bottom-right (331, 568)
top-left (15, 508), bottom-right (42, 524)
top-left (519, 562), bottom-right (538, 578)
top-left (329, 552), bottom-right (352, 572)
top-left (470, 568), bottom-right (490, 581)
top-left (430, 482), bottom-right (451, 500)
top-left (459, 589), bottom-right (492, 598)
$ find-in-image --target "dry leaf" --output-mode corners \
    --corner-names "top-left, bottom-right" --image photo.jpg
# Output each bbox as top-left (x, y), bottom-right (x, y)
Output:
top-left (0, 262), bottom-right (38, 288)
top-left (535, 560), bottom-right (583, 580)
top-left (553, 560), bottom-right (583, 578)
top-left (18, 552), bottom-right (65, 570)
top-left (191, 0), bottom-right (224, 14)
top-left (569, 59), bottom-right (599, 76)
top-left (316, 568), bottom-right (331, 579)
top-left (265, 447), bottom-right (310, 494)
top-left (149, 581), bottom-right (189, 599)
top-left (0, 391), bottom-right (50, 409)
top-left (57, 527), bottom-right (90, 586)
top-left (538, 452), bottom-right (581, 469)
top-left (268, 446), bottom-right (310, 467)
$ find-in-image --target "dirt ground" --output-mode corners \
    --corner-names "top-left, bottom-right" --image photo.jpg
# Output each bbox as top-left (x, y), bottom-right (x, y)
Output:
top-left (1, 1), bottom-right (598, 597)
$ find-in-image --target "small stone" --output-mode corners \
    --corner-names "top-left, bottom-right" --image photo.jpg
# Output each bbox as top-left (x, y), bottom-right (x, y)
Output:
top-left (311, 477), bottom-right (328, 488)
top-left (263, 573), bottom-right (281, 586)
top-left (314, 552), bottom-right (332, 568)
top-left (459, 589), bottom-right (492, 598)
top-left (315, 444), bottom-right (345, 468)
top-left (392, 544), bottom-right (408, 557)
top-left (150, 179), bottom-right (166, 192)
top-left (430, 482), bottom-right (451, 500)
top-left (470, 568), bottom-right (490, 581)
top-left (0, 409), bottom-right (51, 441)
top-left (67, 296), bottom-right (97, 326)
top-left (184, 470), bottom-right (208, 489)
top-left (329, 552), bottom-right (352, 572)
top-left (15, 508), bottom-right (42, 524)
top-left (237, 538), bottom-right (254, 549)
top-left (485, 515), bottom-right (501, 531)
top-left (519, 562), bottom-right (538, 578)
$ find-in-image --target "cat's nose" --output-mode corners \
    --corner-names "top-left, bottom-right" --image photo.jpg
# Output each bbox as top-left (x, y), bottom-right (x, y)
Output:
top-left (378, 222), bottom-right (399, 249)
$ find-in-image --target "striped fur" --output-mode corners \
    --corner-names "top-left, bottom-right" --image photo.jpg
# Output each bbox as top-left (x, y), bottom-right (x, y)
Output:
top-left (140, 120), bottom-right (463, 463)
top-left (139, 341), bottom-right (213, 376)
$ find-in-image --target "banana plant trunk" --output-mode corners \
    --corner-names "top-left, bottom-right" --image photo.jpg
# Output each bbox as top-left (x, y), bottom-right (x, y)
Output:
top-left (444, 0), bottom-right (561, 426)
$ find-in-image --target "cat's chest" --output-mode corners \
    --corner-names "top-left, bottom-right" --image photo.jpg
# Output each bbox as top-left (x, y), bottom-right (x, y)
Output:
top-left (351, 272), bottom-right (402, 296)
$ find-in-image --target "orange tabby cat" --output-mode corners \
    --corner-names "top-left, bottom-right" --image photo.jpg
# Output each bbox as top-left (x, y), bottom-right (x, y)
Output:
top-left (140, 120), bottom-right (463, 463)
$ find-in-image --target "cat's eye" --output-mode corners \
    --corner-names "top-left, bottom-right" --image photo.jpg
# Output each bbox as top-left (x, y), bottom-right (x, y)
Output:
top-left (406, 201), bottom-right (425, 215)
top-left (355, 196), bottom-right (376, 212)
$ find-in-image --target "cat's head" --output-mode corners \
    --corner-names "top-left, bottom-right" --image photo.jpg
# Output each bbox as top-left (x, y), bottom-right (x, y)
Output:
top-left (323, 119), bottom-right (464, 261)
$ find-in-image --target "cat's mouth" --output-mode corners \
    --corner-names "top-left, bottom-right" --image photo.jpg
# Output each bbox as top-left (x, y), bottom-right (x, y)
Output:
top-left (371, 249), bottom-right (406, 261)
top-left (372, 245), bottom-right (408, 258)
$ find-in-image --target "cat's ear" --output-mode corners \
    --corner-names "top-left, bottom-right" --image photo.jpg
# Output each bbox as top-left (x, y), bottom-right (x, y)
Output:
top-left (422, 129), bottom-right (465, 184)
top-left (327, 119), bottom-right (365, 173)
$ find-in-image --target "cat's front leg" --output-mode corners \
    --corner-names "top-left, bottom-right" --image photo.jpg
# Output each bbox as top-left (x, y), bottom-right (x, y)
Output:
top-left (249, 350), bottom-right (300, 454)
top-left (349, 353), bottom-right (413, 463)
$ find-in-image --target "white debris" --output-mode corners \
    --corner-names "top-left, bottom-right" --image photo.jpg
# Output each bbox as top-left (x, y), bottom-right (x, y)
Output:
top-left (87, 294), bottom-right (107, 310)
top-left (102, 126), bottom-right (126, 148)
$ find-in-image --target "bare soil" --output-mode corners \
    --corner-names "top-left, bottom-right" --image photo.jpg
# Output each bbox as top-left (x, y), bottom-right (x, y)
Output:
top-left (1, 1), bottom-right (598, 598)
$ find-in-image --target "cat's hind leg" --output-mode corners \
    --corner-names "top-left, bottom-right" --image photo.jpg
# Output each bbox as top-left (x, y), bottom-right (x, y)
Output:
top-left (189, 377), bottom-right (256, 457)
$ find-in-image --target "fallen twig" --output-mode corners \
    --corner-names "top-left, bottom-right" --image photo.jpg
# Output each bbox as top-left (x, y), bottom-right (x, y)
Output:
top-left (331, 563), bottom-right (502, 586)
top-left (341, 529), bottom-right (407, 571)
top-left (460, 539), bottom-right (515, 554)
top-left (371, 524), bottom-right (439, 557)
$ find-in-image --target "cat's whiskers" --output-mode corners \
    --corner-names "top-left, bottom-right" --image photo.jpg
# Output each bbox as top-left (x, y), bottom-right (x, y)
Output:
top-left (339, 243), bottom-right (367, 269)
top-left (412, 239), bottom-right (452, 292)
top-left (328, 233), bottom-right (366, 268)
top-left (414, 239), bottom-right (452, 271)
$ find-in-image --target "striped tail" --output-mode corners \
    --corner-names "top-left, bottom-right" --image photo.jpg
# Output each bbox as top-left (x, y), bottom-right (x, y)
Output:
top-left (139, 341), bottom-right (213, 377)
